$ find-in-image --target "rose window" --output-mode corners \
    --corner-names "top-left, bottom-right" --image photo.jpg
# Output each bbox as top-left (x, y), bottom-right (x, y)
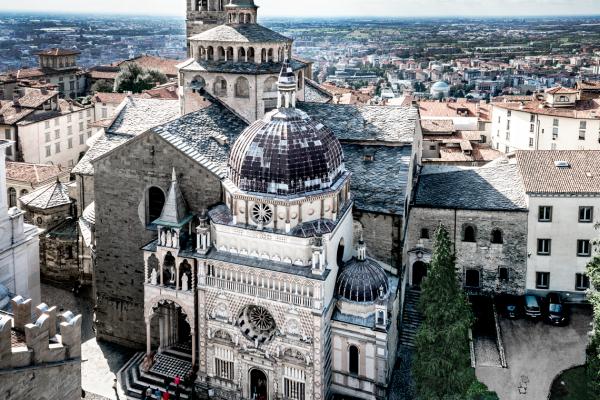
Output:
top-left (251, 203), bottom-right (273, 225)
top-left (237, 305), bottom-right (277, 345)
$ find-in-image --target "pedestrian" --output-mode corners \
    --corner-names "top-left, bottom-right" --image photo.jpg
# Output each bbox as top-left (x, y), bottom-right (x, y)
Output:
top-left (142, 387), bottom-right (152, 400)
top-left (154, 388), bottom-right (162, 400)
top-left (174, 375), bottom-right (181, 387)
top-left (162, 389), bottom-right (171, 400)
top-left (175, 385), bottom-right (181, 400)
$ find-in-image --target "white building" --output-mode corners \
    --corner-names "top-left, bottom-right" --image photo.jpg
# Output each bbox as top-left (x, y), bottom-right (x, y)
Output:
top-left (0, 141), bottom-right (41, 304)
top-left (491, 86), bottom-right (600, 153)
top-left (516, 150), bottom-right (598, 300)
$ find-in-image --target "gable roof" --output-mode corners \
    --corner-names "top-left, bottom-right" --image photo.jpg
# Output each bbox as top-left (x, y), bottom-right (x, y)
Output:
top-left (515, 150), bottom-right (600, 195)
top-left (107, 97), bottom-right (180, 136)
top-left (414, 163), bottom-right (527, 211)
top-left (19, 180), bottom-right (71, 210)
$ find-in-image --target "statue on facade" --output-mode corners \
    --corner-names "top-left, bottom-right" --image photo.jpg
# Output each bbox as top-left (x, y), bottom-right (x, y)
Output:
top-left (151, 268), bottom-right (158, 285)
top-left (173, 231), bottom-right (179, 248)
top-left (166, 230), bottom-right (173, 247)
top-left (169, 266), bottom-right (176, 284)
top-left (160, 230), bottom-right (166, 246)
top-left (182, 273), bottom-right (189, 291)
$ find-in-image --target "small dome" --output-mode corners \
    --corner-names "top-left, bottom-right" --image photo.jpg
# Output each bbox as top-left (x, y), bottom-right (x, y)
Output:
top-left (431, 81), bottom-right (449, 89)
top-left (228, 62), bottom-right (345, 196)
top-left (336, 258), bottom-right (389, 303)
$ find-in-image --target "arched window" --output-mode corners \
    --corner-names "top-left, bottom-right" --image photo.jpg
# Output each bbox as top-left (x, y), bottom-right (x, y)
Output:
top-left (465, 269), bottom-right (481, 288)
top-left (267, 49), bottom-right (274, 62)
top-left (20, 189), bottom-right (28, 197)
top-left (264, 77), bottom-right (278, 94)
top-left (248, 47), bottom-right (255, 63)
top-left (163, 252), bottom-right (176, 286)
top-left (297, 71), bottom-right (304, 90)
top-left (207, 46), bottom-right (214, 61)
top-left (197, 46), bottom-right (205, 60)
top-left (238, 47), bottom-right (246, 62)
top-left (235, 77), bottom-right (250, 98)
top-left (190, 75), bottom-right (206, 92)
top-left (337, 237), bottom-right (345, 267)
top-left (147, 187), bottom-right (165, 225)
top-left (261, 48), bottom-right (267, 63)
top-left (348, 345), bottom-right (359, 375)
top-left (217, 47), bottom-right (225, 61)
top-left (226, 47), bottom-right (234, 61)
top-left (8, 187), bottom-right (16, 208)
top-left (463, 225), bottom-right (476, 242)
top-left (491, 229), bottom-right (503, 244)
top-left (214, 77), bottom-right (228, 97)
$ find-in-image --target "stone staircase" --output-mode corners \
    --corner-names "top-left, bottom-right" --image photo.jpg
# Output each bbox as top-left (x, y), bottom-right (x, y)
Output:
top-left (117, 347), bottom-right (209, 400)
top-left (399, 289), bottom-right (424, 348)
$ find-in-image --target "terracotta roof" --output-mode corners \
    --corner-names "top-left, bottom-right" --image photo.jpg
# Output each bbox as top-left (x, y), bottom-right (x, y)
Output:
top-left (421, 119), bottom-right (454, 133)
top-left (0, 101), bottom-right (35, 124)
top-left (88, 66), bottom-right (120, 80)
top-left (516, 150), bottom-right (600, 194)
top-left (93, 92), bottom-right (130, 105)
top-left (577, 81), bottom-right (600, 91)
top-left (14, 68), bottom-right (45, 79)
top-left (418, 101), bottom-right (491, 122)
top-left (545, 86), bottom-right (579, 95)
top-left (16, 90), bottom-right (58, 108)
top-left (117, 55), bottom-right (182, 77)
top-left (5, 162), bottom-right (63, 184)
top-left (493, 99), bottom-right (600, 119)
top-left (20, 180), bottom-right (72, 210)
top-left (34, 48), bottom-right (80, 56)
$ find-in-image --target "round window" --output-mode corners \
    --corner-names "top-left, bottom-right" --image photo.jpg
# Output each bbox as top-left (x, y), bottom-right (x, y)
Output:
top-left (251, 203), bottom-right (273, 225)
top-left (237, 305), bottom-right (277, 345)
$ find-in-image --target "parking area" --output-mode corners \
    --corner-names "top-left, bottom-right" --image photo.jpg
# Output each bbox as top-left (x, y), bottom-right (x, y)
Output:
top-left (476, 305), bottom-right (592, 400)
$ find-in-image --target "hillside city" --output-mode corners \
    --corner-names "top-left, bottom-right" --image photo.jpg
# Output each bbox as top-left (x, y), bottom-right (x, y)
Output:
top-left (0, 2), bottom-right (599, 400)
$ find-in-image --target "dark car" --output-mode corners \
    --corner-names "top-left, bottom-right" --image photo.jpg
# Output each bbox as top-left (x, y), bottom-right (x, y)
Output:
top-left (496, 294), bottom-right (524, 319)
top-left (546, 292), bottom-right (569, 326)
top-left (524, 295), bottom-right (542, 320)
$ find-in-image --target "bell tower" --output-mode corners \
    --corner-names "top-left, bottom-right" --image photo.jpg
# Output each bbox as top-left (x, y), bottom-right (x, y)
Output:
top-left (186, 0), bottom-right (227, 55)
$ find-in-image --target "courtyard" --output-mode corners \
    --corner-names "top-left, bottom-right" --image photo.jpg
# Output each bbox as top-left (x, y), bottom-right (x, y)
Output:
top-left (476, 305), bottom-right (593, 400)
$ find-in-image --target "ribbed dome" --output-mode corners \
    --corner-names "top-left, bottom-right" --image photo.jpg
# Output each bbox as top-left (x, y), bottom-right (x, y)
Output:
top-left (228, 106), bottom-right (344, 196)
top-left (336, 258), bottom-right (389, 303)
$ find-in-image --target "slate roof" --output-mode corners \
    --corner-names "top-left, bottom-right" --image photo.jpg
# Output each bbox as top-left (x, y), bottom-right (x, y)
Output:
top-left (189, 23), bottom-right (291, 44)
top-left (298, 103), bottom-right (418, 143)
top-left (19, 180), bottom-right (72, 210)
top-left (343, 144), bottom-right (411, 215)
top-left (107, 97), bottom-right (180, 136)
top-left (79, 202), bottom-right (95, 248)
top-left (304, 79), bottom-right (333, 104)
top-left (151, 102), bottom-right (248, 179)
top-left (72, 134), bottom-right (131, 176)
top-left (414, 163), bottom-right (527, 211)
top-left (515, 150), bottom-right (600, 195)
top-left (178, 58), bottom-right (306, 75)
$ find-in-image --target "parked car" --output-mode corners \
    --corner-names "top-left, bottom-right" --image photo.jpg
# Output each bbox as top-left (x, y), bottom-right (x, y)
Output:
top-left (524, 295), bottom-right (542, 320)
top-left (546, 292), bottom-right (569, 326)
top-left (497, 294), bottom-right (524, 319)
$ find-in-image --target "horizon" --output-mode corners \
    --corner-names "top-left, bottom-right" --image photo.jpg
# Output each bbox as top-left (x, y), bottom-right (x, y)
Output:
top-left (2, 0), bottom-right (600, 18)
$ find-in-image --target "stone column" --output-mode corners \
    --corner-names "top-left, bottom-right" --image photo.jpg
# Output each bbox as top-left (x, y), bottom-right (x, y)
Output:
top-left (191, 329), bottom-right (196, 367)
top-left (159, 312), bottom-right (165, 352)
top-left (146, 318), bottom-right (152, 355)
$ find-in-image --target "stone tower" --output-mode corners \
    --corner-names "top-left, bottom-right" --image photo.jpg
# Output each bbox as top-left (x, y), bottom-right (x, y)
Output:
top-left (186, 0), bottom-right (227, 54)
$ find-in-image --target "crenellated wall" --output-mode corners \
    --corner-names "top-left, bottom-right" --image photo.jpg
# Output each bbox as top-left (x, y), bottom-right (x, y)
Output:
top-left (0, 296), bottom-right (82, 400)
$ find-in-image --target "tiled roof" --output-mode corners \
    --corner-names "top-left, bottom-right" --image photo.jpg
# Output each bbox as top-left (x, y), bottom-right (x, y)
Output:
top-left (343, 144), bottom-right (411, 214)
top-left (15, 90), bottom-right (58, 108)
top-left (421, 119), bottom-right (454, 133)
top-left (5, 162), bottom-right (63, 184)
top-left (515, 150), bottom-right (600, 194)
top-left (72, 134), bottom-right (132, 176)
top-left (298, 103), bottom-right (418, 143)
top-left (107, 97), bottom-right (180, 135)
top-left (418, 101), bottom-right (491, 122)
top-left (189, 23), bottom-right (291, 44)
top-left (0, 101), bottom-right (35, 125)
top-left (117, 55), bottom-right (182, 77)
top-left (19, 180), bottom-right (72, 210)
top-left (152, 101), bottom-right (248, 178)
top-left (93, 92), bottom-right (130, 105)
top-left (493, 99), bottom-right (600, 119)
top-left (414, 163), bottom-right (527, 211)
top-left (14, 68), bottom-right (45, 79)
top-left (304, 79), bottom-right (333, 103)
top-left (546, 86), bottom-right (578, 95)
top-left (179, 58), bottom-right (306, 75)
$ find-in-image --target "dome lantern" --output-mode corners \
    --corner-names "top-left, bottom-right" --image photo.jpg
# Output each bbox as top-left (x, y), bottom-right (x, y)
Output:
top-left (225, 0), bottom-right (258, 24)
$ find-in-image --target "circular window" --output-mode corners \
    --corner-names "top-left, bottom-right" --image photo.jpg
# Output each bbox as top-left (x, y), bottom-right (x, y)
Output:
top-left (36, 217), bottom-right (43, 225)
top-left (251, 203), bottom-right (273, 225)
top-left (237, 305), bottom-right (277, 345)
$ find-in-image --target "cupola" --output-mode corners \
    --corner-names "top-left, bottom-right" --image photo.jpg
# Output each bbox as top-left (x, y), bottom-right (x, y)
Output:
top-left (226, 0), bottom-right (258, 24)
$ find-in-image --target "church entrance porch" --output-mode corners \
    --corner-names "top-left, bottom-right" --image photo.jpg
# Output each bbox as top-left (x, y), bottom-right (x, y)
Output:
top-left (250, 368), bottom-right (268, 400)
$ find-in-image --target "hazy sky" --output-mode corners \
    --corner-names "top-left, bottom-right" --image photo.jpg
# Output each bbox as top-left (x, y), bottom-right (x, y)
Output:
top-left (2, 0), bottom-right (600, 17)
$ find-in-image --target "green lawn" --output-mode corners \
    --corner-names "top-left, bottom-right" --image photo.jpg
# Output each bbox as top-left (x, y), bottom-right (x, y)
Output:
top-left (549, 366), bottom-right (590, 400)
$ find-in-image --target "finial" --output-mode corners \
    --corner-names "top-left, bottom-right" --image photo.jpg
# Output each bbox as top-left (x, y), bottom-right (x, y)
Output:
top-left (357, 234), bottom-right (367, 261)
top-left (171, 167), bottom-right (177, 182)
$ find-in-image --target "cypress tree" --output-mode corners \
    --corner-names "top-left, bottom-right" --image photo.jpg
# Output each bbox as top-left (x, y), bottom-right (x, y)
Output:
top-left (413, 224), bottom-right (475, 399)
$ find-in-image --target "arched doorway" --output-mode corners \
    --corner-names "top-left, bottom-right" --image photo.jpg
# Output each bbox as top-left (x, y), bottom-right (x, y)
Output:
top-left (250, 369), bottom-right (268, 400)
top-left (337, 238), bottom-right (345, 267)
top-left (412, 261), bottom-right (428, 289)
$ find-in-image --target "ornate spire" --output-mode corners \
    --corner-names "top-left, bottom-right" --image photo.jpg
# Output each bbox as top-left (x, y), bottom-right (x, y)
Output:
top-left (277, 60), bottom-right (297, 109)
top-left (155, 168), bottom-right (189, 226)
top-left (357, 234), bottom-right (367, 261)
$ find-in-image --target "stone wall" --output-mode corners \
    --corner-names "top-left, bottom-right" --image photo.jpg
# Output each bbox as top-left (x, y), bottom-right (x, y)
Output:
top-left (40, 222), bottom-right (80, 284)
top-left (93, 131), bottom-right (223, 347)
top-left (405, 207), bottom-right (528, 294)
top-left (354, 211), bottom-right (402, 270)
top-left (0, 360), bottom-right (81, 400)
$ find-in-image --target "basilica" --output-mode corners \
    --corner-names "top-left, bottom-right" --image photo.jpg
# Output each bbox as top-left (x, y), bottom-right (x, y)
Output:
top-left (88, 1), bottom-right (419, 399)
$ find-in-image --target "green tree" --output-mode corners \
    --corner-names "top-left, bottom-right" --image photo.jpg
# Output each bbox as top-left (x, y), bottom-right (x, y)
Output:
top-left (413, 225), bottom-right (481, 399)
top-left (90, 79), bottom-right (114, 94)
top-left (114, 63), bottom-right (167, 94)
top-left (586, 253), bottom-right (600, 396)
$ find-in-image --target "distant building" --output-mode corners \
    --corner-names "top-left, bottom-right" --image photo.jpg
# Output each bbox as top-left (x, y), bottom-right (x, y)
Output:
top-left (5, 161), bottom-right (69, 208)
top-left (491, 86), bottom-right (600, 153)
top-left (186, 0), bottom-right (228, 54)
top-left (0, 141), bottom-right (41, 304)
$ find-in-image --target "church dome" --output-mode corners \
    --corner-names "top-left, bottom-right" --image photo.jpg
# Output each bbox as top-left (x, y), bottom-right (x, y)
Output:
top-left (336, 240), bottom-right (389, 303)
top-left (228, 63), bottom-right (344, 196)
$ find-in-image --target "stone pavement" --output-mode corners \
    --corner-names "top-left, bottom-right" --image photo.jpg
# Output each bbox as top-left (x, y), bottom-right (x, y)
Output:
top-left (40, 283), bottom-right (134, 400)
top-left (476, 305), bottom-right (592, 400)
